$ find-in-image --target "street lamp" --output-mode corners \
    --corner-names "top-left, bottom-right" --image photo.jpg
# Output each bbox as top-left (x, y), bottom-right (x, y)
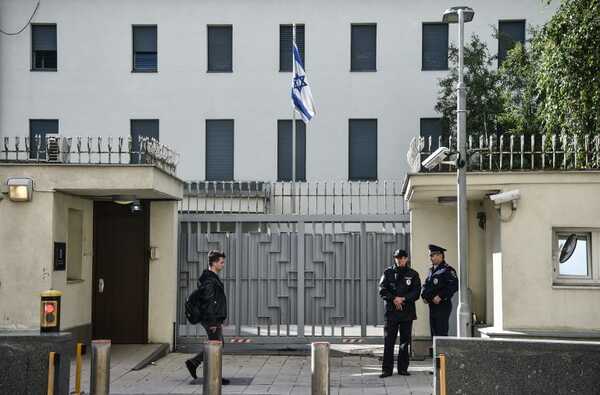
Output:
top-left (443, 6), bottom-right (474, 337)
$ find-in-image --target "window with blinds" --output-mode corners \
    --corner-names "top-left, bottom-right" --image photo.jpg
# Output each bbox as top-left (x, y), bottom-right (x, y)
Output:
top-left (130, 119), bottom-right (159, 164)
top-left (498, 20), bottom-right (526, 66)
top-left (29, 119), bottom-right (59, 159)
top-left (280, 24), bottom-right (305, 72)
top-left (351, 24), bottom-right (376, 71)
top-left (208, 25), bottom-right (233, 72)
top-left (132, 25), bottom-right (157, 72)
top-left (206, 120), bottom-right (234, 180)
top-left (31, 24), bottom-right (57, 71)
top-left (349, 119), bottom-right (377, 180)
top-left (422, 23), bottom-right (449, 71)
top-left (420, 118), bottom-right (445, 145)
top-left (277, 120), bottom-right (306, 181)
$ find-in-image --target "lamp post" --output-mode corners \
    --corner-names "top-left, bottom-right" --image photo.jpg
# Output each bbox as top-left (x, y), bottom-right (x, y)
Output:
top-left (442, 6), bottom-right (474, 338)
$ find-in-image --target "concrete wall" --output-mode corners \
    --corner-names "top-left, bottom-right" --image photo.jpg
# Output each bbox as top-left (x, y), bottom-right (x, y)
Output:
top-left (0, 0), bottom-right (557, 181)
top-left (50, 192), bottom-right (93, 332)
top-left (0, 188), bottom-right (53, 329)
top-left (148, 201), bottom-right (179, 346)
top-left (434, 337), bottom-right (600, 395)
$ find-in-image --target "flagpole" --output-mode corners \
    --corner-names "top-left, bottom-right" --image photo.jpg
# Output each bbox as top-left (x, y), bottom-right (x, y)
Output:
top-left (291, 23), bottom-right (297, 214)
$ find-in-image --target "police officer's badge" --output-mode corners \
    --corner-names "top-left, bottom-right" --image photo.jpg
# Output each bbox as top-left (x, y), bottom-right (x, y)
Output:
top-left (433, 278), bottom-right (439, 285)
top-left (405, 277), bottom-right (411, 286)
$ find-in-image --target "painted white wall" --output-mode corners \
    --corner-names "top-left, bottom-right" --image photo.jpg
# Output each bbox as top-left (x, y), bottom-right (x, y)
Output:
top-left (51, 192), bottom-right (94, 331)
top-left (500, 183), bottom-right (600, 331)
top-left (0, 0), bottom-right (557, 181)
top-left (148, 200), bottom-right (178, 346)
top-left (407, 172), bottom-right (600, 334)
top-left (0, 188), bottom-right (53, 329)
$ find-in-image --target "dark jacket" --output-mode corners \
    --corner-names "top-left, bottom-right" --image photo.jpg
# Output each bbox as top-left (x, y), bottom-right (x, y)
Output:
top-left (421, 261), bottom-right (458, 314)
top-left (197, 269), bottom-right (227, 326)
top-left (379, 265), bottom-right (421, 321)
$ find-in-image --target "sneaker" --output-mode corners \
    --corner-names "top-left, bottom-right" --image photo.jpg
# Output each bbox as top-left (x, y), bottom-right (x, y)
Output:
top-left (222, 378), bottom-right (231, 385)
top-left (398, 370), bottom-right (411, 376)
top-left (185, 359), bottom-right (198, 380)
top-left (379, 371), bottom-right (393, 378)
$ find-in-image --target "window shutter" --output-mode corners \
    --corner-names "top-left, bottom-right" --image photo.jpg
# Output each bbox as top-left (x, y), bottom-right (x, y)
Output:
top-left (349, 119), bottom-right (377, 180)
top-left (206, 120), bottom-right (234, 180)
top-left (420, 118), bottom-right (444, 148)
top-left (277, 120), bottom-right (306, 181)
top-left (498, 20), bottom-right (525, 65)
top-left (208, 26), bottom-right (233, 72)
top-left (133, 26), bottom-right (157, 52)
top-left (130, 119), bottom-right (159, 164)
top-left (32, 25), bottom-right (57, 51)
top-left (351, 24), bottom-right (376, 71)
top-left (29, 119), bottom-right (59, 159)
top-left (280, 25), bottom-right (305, 72)
top-left (422, 23), bottom-right (448, 70)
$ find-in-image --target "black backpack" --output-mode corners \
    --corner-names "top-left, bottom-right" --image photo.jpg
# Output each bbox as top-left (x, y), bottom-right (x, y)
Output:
top-left (185, 287), bottom-right (206, 325)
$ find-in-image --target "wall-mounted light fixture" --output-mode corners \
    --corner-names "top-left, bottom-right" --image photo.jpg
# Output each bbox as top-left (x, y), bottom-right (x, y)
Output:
top-left (2, 177), bottom-right (34, 202)
top-left (112, 195), bottom-right (136, 205)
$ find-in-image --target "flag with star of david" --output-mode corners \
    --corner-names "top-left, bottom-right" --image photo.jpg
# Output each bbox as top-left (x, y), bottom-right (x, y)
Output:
top-left (291, 42), bottom-right (316, 123)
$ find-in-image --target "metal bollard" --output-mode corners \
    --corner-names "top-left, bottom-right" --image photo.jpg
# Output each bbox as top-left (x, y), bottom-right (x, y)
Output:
top-left (203, 340), bottom-right (223, 395)
top-left (74, 343), bottom-right (83, 395)
top-left (90, 340), bottom-right (111, 395)
top-left (47, 352), bottom-right (56, 395)
top-left (311, 342), bottom-right (330, 395)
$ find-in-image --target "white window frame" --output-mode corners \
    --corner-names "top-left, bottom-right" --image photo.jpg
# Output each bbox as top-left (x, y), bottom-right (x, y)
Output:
top-left (552, 228), bottom-right (599, 286)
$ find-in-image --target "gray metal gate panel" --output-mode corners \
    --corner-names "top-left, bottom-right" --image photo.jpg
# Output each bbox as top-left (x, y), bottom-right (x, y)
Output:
top-left (177, 216), bottom-right (409, 344)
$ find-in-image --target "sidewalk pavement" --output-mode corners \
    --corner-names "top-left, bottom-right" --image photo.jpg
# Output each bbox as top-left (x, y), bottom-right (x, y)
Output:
top-left (71, 350), bottom-right (433, 394)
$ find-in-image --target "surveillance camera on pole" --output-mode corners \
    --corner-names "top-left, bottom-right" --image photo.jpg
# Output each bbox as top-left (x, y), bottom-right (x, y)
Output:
top-left (489, 190), bottom-right (520, 208)
top-left (421, 147), bottom-right (455, 170)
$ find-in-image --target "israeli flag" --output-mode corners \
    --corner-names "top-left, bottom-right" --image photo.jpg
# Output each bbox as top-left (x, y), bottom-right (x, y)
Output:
top-left (291, 42), bottom-right (316, 123)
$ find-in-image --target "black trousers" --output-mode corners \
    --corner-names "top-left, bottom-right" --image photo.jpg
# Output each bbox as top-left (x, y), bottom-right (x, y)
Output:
top-left (188, 324), bottom-right (224, 367)
top-left (429, 304), bottom-right (452, 337)
top-left (382, 319), bottom-right (412, 373)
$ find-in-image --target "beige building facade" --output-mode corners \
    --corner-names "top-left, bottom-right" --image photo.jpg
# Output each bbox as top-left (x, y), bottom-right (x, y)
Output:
top-left (404, 171), bottom-right (600, 339)
top-left (0, 163), bottom-right (183, 347)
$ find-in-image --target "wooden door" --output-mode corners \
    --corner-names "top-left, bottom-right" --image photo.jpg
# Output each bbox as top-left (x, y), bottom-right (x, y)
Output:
top-left (92, 201), bottom-right (149, 343)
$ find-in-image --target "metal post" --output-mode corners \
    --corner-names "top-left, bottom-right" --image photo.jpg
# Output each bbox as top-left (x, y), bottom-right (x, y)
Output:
top-left (47, 352), bottom-right (56, 395)
top-left (297, 221), bottom-right (305, 337)
top-left (75, 343), bottom-right (83, 395)
top-left (203, 340), bottom-right (223, 395)
top-left (291, 23), bottom-right (297, 214)
top-left (311, 342), bottom-right (330, 395)
top-left (90, 340), bottom-right (111, 395)
top-left (360, 222), bottom-right (367, 337)
top-left (456, 8), bottom-right (472, 337)
top-left (235, 222), bottom-right (242, 336)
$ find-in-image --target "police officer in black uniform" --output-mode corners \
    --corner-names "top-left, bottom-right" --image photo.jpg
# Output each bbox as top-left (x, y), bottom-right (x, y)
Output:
top-left (421, 244), bottom-right (458, 340)
top-left (379, 249), bottom-right (421, 378)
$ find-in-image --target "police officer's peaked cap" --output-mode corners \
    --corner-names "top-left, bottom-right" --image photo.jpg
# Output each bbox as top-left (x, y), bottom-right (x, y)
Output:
top-left (393, 249), bottom-right (408, 258)
top-left (428, 244), bottom-right (447, 253)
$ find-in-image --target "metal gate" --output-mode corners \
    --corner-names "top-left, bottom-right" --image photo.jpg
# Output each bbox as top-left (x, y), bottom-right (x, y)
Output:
top-left (176, 214), bottom-right (409, 347)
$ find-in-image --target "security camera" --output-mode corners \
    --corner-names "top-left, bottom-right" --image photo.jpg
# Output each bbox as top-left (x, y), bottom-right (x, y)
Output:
top-left (421, 147), bottom-right (451, 170)
top-left (489, 190), bottom-right (520, 206)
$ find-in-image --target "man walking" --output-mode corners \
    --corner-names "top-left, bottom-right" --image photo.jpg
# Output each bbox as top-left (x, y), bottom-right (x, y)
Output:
top-left (379, 249), bottom-right (421, 377)
top-left (185, 250), bottom-right (230, 385)
top-left (421, 244), bottom-right (458, 341)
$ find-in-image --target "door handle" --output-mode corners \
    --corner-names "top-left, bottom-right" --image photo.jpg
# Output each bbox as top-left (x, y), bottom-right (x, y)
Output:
top-left (98, 278), bottom-right (104, 293)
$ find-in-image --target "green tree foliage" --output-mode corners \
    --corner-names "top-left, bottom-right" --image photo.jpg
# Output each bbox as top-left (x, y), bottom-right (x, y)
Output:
top-left (436, 0), bottom-right (600, 138)
top-left (435, 35), bottom-right (504, 139)
top-left (535, 0), bottom-right (600, 136)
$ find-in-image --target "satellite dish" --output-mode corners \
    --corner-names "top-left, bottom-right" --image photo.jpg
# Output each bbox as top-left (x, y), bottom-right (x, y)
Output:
top-left (407, 137), bottom-right (424, 173)
top-left (559, 234), bottom-right (578, 263)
